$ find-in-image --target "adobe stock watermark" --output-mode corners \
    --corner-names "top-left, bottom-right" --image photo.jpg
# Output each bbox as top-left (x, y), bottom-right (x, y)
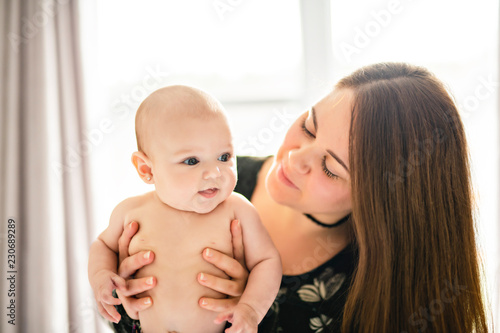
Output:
top-left (52, 295), bottom-right (100, 333)
top-left (51, 65), bottom-right (169, 180)
top-left (458, 74), bottom-right (498, 119)
top-left (384, 128), bottom-right (445, 191)
top-left (401, 279), bottom-right (467, 333)
top-left (281, 234), bottom-right (346, 291)
top-left (236, 108), bottom-right (296, 156)
top-left (382, 71), bottom-right (497, 191)
top-left (339, 0), bottom-right (406, 64)
top-left (266, 233), bottom-right (347, 320)
top-left (8, 0), bottom-right (71, 53)
top-left (212, 0), bottom-right (244, 21)
top-left (384, 70), bottom-right (498, 191)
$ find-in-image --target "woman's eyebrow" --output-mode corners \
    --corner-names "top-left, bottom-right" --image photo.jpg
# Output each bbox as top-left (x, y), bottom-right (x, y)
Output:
top-left (327, 149), bottom-right (349, 173)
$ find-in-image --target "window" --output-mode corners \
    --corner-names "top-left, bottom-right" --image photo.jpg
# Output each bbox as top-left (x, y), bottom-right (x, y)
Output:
top-left (80, 1), bottom-right (498, 327)
top-left (79, 0), bottom-right (305, 231)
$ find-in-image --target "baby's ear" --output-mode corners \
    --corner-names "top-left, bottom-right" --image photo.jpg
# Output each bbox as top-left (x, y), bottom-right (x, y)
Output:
top-left (131, 151), bottom-right (154, 184)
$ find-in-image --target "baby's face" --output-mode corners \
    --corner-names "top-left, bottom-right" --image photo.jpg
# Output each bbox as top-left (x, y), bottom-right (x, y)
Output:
top-left (148, 113), bottom-right (237, 214)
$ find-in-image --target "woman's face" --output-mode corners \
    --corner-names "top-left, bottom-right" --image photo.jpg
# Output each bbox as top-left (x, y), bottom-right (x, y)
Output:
top-left (266, 89), bottom-right (352, 223)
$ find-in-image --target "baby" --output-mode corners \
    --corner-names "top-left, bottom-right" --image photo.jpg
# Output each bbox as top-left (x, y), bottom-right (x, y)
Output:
top-left (88, 86), bottom-right (282, 333)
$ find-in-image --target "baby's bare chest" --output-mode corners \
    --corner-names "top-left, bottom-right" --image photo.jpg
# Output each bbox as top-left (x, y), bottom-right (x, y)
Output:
top-left (127, 203), bottom-right (234, 273)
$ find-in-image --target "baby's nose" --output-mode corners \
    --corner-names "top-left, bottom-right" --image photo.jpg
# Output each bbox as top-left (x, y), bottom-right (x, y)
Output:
top-left (203, 165), bottom-right (221, 180)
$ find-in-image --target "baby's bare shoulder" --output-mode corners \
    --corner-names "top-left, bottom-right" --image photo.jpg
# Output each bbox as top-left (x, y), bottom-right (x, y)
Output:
top-left (226, 192), bottom-right (252, 205)
top-left (224, 192), bottom-right (253, 209)
top-left (224, 192), bottom-right (259, 221)
top-left (111, 191), bottom-right (155, 218)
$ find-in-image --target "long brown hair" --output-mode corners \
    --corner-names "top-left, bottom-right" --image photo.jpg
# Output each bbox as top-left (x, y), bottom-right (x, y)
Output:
top-left (337, 63), bottom-right (488, 332)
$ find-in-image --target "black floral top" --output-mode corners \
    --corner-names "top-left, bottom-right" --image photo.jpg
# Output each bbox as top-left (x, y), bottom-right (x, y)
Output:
top-left (112, 156), bottom-right (357, 333)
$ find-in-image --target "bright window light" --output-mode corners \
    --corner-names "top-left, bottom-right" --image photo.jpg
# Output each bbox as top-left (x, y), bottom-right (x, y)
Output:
top-left (80, 0), bottom-right (304, 236)
top-left (79, 1), bottom-right (498, 327)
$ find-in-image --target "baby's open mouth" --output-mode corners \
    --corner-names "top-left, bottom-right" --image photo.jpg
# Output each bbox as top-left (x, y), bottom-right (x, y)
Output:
top-left (198, 188), bottom-right (219, 198)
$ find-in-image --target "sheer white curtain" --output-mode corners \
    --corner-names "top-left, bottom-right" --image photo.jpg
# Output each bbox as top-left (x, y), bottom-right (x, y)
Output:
top-left (0, 1), bottom-right (106, 332)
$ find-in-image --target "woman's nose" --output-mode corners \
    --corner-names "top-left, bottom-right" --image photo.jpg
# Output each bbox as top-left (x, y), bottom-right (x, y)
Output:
top-left (203, 164), bottom-right (221, 180)
top-left (288, 147), bottom-right (312, 175)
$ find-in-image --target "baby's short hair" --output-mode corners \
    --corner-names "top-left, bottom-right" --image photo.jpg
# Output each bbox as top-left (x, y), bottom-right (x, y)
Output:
top-left (135, 85), bottom-right (226, 154)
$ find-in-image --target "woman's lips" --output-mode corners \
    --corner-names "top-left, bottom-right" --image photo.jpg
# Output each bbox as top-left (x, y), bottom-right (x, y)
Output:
top-left (198, 188), bottom-right (219, 198)
top-left (277, 163), bottom-right (298, 189)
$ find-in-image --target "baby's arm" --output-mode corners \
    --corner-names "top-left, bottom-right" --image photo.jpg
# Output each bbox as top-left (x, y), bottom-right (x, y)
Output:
top-left (216, 193), bottom-right (282, 332)
top-left (88, 198), bottom-right (136, 323)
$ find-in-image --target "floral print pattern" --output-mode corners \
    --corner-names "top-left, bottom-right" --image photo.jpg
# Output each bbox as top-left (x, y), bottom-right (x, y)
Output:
top-left (297, 269), bottom-right (346, 303)
top-left (309, 315), bottom-right (333, 332)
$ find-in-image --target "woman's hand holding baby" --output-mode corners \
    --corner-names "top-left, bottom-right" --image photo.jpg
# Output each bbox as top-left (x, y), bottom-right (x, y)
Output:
top-left (115, 221), bottom-right (157, 319)
top-left (115, 219), bottom-right (250, 322)
top-left (198, 219), bottom-right (249, 312)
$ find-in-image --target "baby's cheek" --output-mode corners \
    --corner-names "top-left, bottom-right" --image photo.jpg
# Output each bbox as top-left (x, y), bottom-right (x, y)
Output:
top-left (156, 183), bottom-right (193, 209)
top-left (221, 168), bottom-right (237, 190)
top-left (229, 171), bottom-right (238, 190)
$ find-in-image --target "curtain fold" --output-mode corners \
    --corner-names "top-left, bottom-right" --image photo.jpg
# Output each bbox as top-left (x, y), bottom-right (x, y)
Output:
top-left (1, 1), bottom-right (107, 332)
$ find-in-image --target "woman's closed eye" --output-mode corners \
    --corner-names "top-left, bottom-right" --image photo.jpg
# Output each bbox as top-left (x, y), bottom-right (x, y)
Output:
top-left (301, 115), bottom-right (340, 179)
top-left (301, 117), bottom-right (315, 138)
top-left (322, 156), bottom-right (339, 179)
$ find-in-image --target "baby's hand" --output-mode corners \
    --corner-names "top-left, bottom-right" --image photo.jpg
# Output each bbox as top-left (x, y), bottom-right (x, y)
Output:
top-left (92, 269), bottom-right (127, 323)
top-left (215, 302), bottom-right (259, 333)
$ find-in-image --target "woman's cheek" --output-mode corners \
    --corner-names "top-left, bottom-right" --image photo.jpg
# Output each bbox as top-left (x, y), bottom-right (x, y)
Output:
top-left (312, 177), bottom-right (350, 207)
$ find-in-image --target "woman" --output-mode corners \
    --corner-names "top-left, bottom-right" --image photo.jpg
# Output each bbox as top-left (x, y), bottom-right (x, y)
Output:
top-left (113, 63), bottom-right (489, 332)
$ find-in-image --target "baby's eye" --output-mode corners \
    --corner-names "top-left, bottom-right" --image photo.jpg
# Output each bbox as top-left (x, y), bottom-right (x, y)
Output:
top-left (183, 157), bottom-right (199, 165)
top-left (218, 153), bottom-right (231, 162)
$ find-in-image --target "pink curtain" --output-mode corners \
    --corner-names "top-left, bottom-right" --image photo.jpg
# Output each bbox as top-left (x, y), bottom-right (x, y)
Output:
top-left (1, 1), bottom-right (108, 332)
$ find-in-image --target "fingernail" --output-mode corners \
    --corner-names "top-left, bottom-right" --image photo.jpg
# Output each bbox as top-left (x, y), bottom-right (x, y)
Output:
top-left (199, 273), bottom-right (206, 282)
top-left (144, 251), bottom-right (151, 260)
top-left (200, 298), bottom-right (207, 306)
top-left (205, 248), bottom-right (212, 258)
top-left (146, 277), bottom-right (154, 285)
top-left (144, 298), bottom-right (151, 305)
top-left (129, 222), bottom-right (133, 229)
